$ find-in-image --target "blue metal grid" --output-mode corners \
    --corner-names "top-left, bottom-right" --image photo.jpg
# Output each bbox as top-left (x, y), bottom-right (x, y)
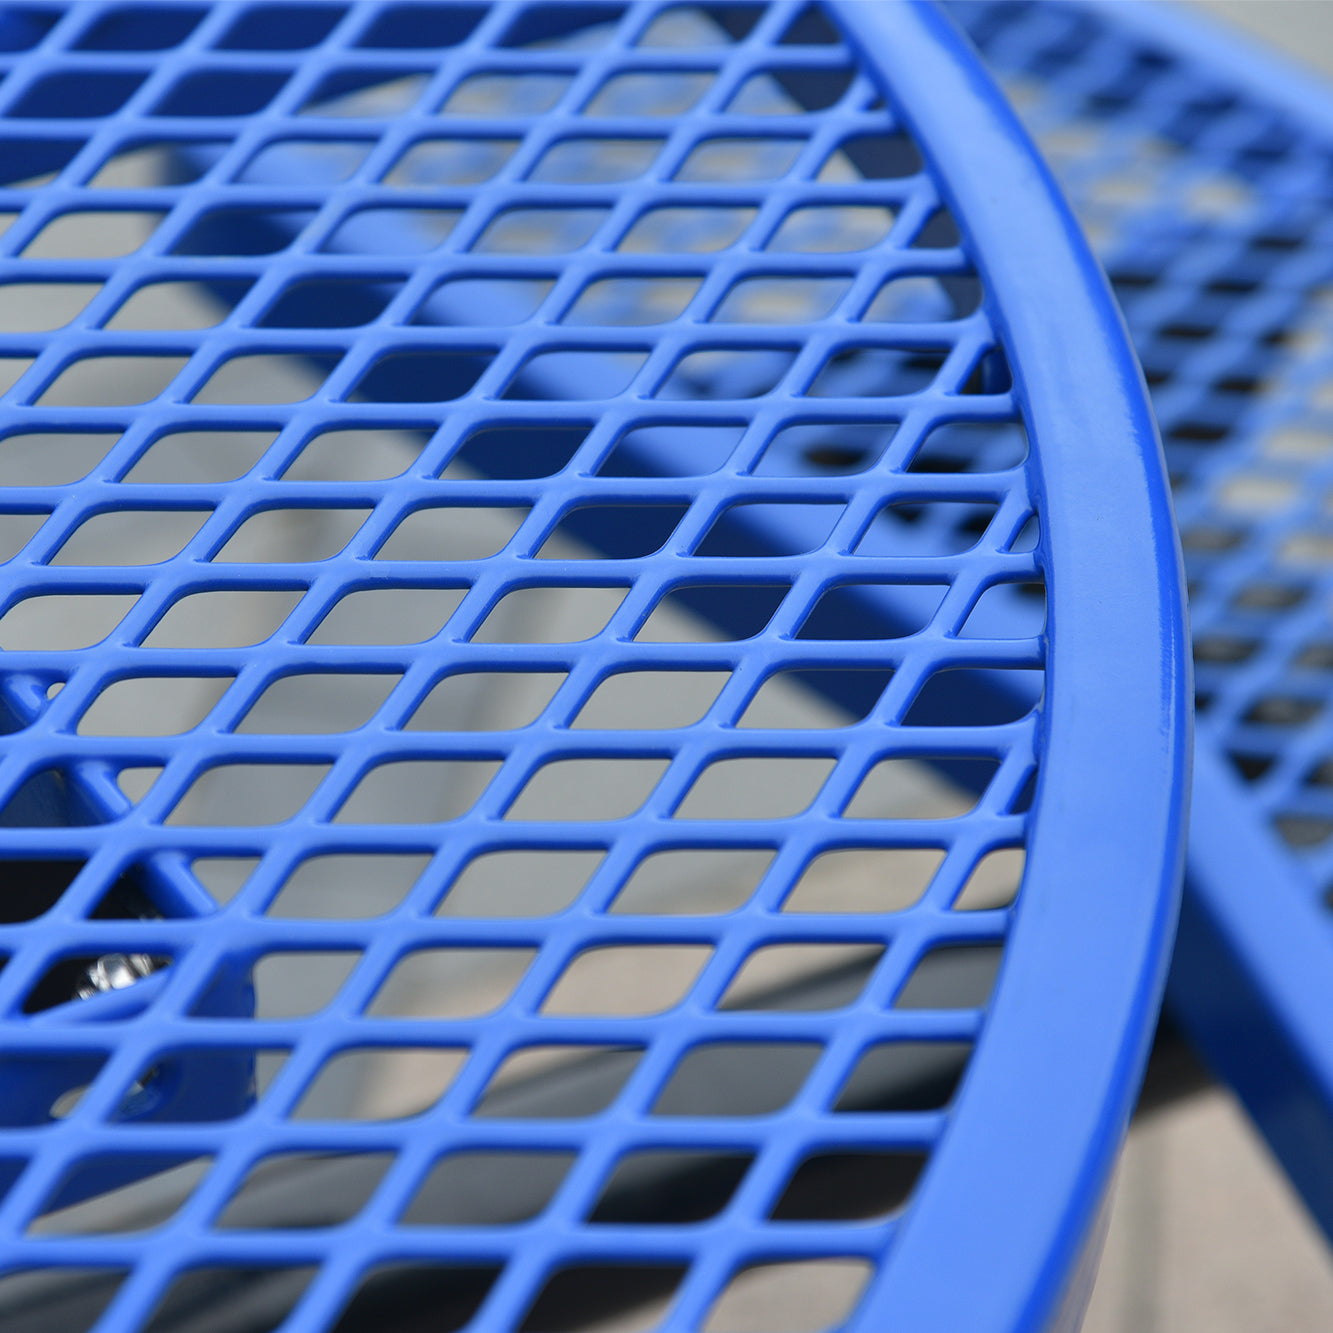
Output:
top-left (949, 0), bottom-right (1333, 1244)
top-left (0, 4), bottom-right (1186, 1332)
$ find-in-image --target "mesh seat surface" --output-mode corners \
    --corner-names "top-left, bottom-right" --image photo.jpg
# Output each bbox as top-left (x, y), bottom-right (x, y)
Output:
top-left (0, 4), bottom-right (1186, 1332)
top-left (949, 0), bottom-right (1333, 1245)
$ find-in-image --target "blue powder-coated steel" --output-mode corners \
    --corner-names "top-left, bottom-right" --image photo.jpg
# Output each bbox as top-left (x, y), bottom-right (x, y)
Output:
top-left (0, 4), bottom-right (1185, 1332)
top-left (949, 0), bottom-right (1333, 1248)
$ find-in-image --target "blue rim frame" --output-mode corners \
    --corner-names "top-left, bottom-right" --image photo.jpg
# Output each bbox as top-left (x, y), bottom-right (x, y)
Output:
top-left (831, 6), bottom-right (1187, 1327)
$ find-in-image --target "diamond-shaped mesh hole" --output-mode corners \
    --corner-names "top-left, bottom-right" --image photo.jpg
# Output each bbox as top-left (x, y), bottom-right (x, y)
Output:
top-left (609, 847), bottom-right (775, 915)
top-left (406, 670), bottom-right (565, 732)
top-left (908, 421), bottom-right (1027, 473)
top-left (144, 588), bottom-right (304, 649)
top-left (195, 352), bottom-right (336, 405)
top-left (108, 279), bottom-right (246, 331)
top-left (0, 592), bottom-right (139, 650)
top-left (954, 847), bottom-right (1025, 911)
top-left (359, 4), bottom-right (485, 49)
top-left (768, 205), bottom-right (896, 253)
top-left (782, 846), bottom-right (944, 914)
top-left (714, 276), bottom-right (849, 324)
top-left (473, 585), bottom-right (627, 643)
top-left (540, 503), bottom-right (688, 558)
top-left (797, 582), bottom-right (947, 640)
top-left (543, 945), bottom-right (712, 1015)
top-left (401, 1150), bottom-right (574, 1226)
top-left (237, 672), bottom-right (398, 734)
top-left (77, 675), bottom-right (231, 737)
top-left (266, 851), bottom-right (433, 919)
top-left (659, 346), bottom-right (795, 399)
top-left (53, 509), bottom-right (209, 566)
top-left (574, 670), bottom-right (728, 730)
top-left (731, 67), bottom-right (854, 115)
top-left (291, 1046), bottom-right (466, 1121)
top-left (165, 762), bottom-right (330, 827)
top-left (125, 429), bottom-right (276, 483)
top-left (441, 72), bottom-right (572, 117)
top-left (23, 947), bottom-right (167, 1014)
top-left (473, 1044), bottom-right (644, 1118)
top-left (307, 586), bottom-right (467, 646)
top-left (637, 580), bottom-right (789, 642)
top-left (903, 668), bottom-right (1041, 726)
top-left (214, 501), bottom-right (370, 559)
top-left (619, 205), bottom-right (756, 253)
top-left (676, 756), bottom-right (836, 820)
top-left (705, 1259), bottom-right (872, 1333)
top-left (476, 206), bottom-right (607, 254)
top-left (0, 431), bottom-right (119, 486)
top-left (771, 1149), bottom-right (927, 1221)
top-left (590, 1149), bottom-right (753, 1223)
top-left (600, 422), bottom-right (743, 476)
top-left (0, 282), bottom-right (100, 332)
top-left (719, 942), bottom-right (884, 1011)
top-left (587, 70), bottom-right (715, 117)
top-left (367, 947), bottom-right (535, 1018)
top-left (438, 849), bottom-right (605, 918)
top-left (755, 421), bottom-right (897, 475)
top-left (326, 205), bottom-right (462, 253)
top-left (282, 426), bottom-right (421, 481)
top-left (809, 346), bottom-right (947, 397)
top-left (355, 348), bottom-right (491, 402)
top-left (248, 951), bottom-right (360, 1018)
top-left (258, 276), bottom-right (399, 329)
top-left (155, 69), bottom-right (290, 118)
top-left (740, 668), bottom-right (894, 728)
top-left (833, 1040), bottom-right (973, 1112)
top-left (507, 757), bottom-right (670, 822)
top-left (240, 138), bottom-right (372, 186)
top-left (638, 6), bottom-right (759, 47)
top-left (11, 71), bottom-right (147, 119)
top-left (861, 501), bottom-right (999, 555)
top-left (301, 68), bottom-right (430, 118)
top-left (334, 759), bottom-right (502, 825)
top-left (385, 136), bottom-right (519, 187)
top-left (330, 1262), bottom-right (501, 1333)
top-left (677, 137), bottom-right (805, 182)
top-left (652, 1041), bottom-right (821, 1115)
top-left (215, 1151), bottom-right (393, 1230)
top-left (38, 355), bottom-right (188, 407)
top-left (844, 757), bottom-right (994, 820)
top-left (506, 348), bottom-right (648, 400)
top-left (31, 1154), bottom-right (210, 1235)
top-left (567, 276), bottom-right (701, 326)
top-left (218, 4), bottom-right (345, 50)
top-left (377, 505), bottom-right (529, 561)
top-left (532, 136), bottom-right (665, 184)
top-left (415, 276), bottom-right (553, 326)
top-left (696, 501), bottom-right (843, 557)
top-left (173, 206), bottom-right (318, 256)
top-left (520, 1264), bottom-right (685, 1333)
top-left (454, 423), bottom-right (588, 478)
top-left (895, 943), bottom-right (1003, 1010)
top-left (141, 1266), bottom-right (315, 1333)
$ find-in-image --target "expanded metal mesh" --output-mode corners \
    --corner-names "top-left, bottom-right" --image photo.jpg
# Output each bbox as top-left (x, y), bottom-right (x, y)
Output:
top-left (0, 4), bottom-right (1182, 1332)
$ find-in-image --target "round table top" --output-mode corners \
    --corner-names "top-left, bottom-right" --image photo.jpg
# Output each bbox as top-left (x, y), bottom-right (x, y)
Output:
top-left (0, 5), bottom-right (1187, 1332)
